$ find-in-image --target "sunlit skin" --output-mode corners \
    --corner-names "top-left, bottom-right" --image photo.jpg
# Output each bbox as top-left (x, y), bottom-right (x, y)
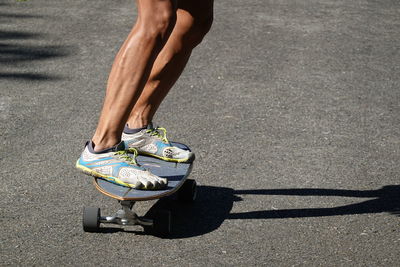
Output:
top-left (92, 0), bottom-right (213, 151)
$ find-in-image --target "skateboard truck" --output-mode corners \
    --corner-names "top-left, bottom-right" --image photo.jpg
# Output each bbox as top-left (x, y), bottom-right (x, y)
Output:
top-left (100, 200), bottom-right (153, 227)
top-left (83, 200), bottom-right (172, 236)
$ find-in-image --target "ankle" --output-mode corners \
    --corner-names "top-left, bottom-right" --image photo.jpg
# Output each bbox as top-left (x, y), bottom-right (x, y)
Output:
top-left (91, 136), bottom-right (120, 152)
top-left (126, 116), bottom-right (151, 129)
top-left (124, 124), bottom-right (146, 134)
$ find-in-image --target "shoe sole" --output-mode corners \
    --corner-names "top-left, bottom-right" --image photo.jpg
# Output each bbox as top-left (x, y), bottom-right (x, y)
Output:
top-left (76, 160), bottom-right (168, 190)
top-left (76, 160), bottom-right (137, 188)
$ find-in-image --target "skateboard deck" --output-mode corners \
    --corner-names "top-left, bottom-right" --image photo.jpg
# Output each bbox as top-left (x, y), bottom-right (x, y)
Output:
top-left (93, 142), bottom-right (193, 200)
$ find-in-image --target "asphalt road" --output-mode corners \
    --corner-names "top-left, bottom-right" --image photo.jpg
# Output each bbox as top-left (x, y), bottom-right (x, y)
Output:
top-left (1, 0), bottom-right (399, 265)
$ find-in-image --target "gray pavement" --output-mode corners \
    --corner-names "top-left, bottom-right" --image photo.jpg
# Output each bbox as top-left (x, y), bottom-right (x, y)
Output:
top-left (1, 0), bottom-right (399, 265)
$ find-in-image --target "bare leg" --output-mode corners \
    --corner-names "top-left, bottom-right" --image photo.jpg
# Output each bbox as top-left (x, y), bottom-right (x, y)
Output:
top-left (92, 0), bottom-right (177, 151)
top-left (126, 0), bottom-right (214, 128)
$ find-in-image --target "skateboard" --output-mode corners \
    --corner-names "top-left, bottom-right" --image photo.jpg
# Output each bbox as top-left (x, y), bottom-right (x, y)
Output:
top-left (82, 142), bottom-right (196, 236)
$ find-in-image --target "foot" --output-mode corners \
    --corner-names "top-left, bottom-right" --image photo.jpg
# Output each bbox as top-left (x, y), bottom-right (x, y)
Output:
top-left (122, 123), bottom-right (195, 163)
top-left (76, 141), bottom-right (168, 190)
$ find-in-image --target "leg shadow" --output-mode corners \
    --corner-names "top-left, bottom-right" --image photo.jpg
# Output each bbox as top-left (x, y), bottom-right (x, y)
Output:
top-left (229, 185), bottom-right (400, 219)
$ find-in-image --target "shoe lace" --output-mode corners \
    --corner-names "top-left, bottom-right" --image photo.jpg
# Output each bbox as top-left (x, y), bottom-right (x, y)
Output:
top-left (114, 149), bottom-right (138, 165)
top-left (146, 127), bottom-right (169, 143)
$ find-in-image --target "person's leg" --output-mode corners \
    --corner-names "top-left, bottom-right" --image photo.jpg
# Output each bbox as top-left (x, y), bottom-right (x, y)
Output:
top-left (92, 0), bottom-right (177, 151)
top-left (120, 0), bottom-right (213, 162)
top-left (126, 0), bottom-right (214, 129)
top-left (77, 0), bottom-right (177, 190)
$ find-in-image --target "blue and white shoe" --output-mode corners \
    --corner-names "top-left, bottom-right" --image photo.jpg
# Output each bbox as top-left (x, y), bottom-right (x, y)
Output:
top-left (122, 123), bottom-right (195, 163)
top-left (76, 141), bottom-right (167, 190)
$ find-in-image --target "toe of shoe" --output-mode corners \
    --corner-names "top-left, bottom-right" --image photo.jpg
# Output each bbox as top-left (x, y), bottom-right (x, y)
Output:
top-left (176, 150), bottom-right (195, 162)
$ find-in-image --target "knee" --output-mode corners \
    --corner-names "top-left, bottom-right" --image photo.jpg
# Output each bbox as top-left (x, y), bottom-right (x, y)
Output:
top-left (138, 9), bottom-right (177, 46)
top-left (182, 13), bottom-right (213, 48)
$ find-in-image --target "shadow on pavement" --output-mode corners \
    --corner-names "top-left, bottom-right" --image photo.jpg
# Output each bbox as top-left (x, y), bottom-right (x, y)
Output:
top-left (147, 186), bottom-right (237, 239)
top-left (0, 12), bottom-right (43, 22)
top-left (1, 12), bottom-right (72, 81)
top-left (141, 185), bottom-right (399, 239)
top-left (229, 185), bottom-right (400, 219)
top-left (0, 72), bottom-right (62, 80)
top-left (0, 42), bottom-right (70, 63)
top-left (0, 30), bottom-right (42, 40)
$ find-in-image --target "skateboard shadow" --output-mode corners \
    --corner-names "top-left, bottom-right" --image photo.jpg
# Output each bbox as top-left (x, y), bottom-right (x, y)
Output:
top-left (145, 185), bottom-right (237, 239)
top-left (146, 184), bottom-right (400, 239)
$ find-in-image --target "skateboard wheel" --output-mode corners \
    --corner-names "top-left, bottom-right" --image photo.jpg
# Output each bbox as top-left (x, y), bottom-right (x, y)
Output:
top-left (178, 179), bottom-right (197, 202)
top-left (83, 207), bottom-right (100, 232)
top-left (146, 210), bottom-right (171, 237)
